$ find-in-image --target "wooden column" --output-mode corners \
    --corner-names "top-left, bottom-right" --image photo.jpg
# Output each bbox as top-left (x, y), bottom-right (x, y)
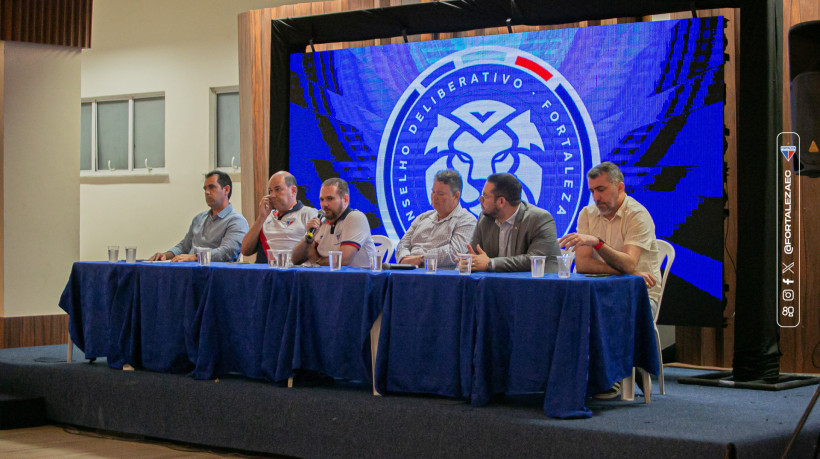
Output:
top-left (238, 8), bottom-right (273, 227)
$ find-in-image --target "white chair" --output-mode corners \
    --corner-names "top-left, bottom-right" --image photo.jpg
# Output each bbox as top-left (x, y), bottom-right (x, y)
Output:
top-left (621, 238), bottom-right (675, 402)
top-left (372, 235), bottom-right (395, 263)
top-left (653, 239), bottom-right (675, 395)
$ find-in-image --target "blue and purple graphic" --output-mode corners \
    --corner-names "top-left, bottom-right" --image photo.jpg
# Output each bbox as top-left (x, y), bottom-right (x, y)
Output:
top-left (289, 17), bottom-right (725, 324)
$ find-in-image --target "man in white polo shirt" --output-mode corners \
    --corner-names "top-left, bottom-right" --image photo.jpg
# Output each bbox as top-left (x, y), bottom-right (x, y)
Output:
top-left (558, 161), bottom-right (661, 312)
top-left (558, 161), bottom-right (661, 400)
top-left (240, 171), bottom-right (318, 264)
top-left (291, 178), bottom-right (377, 268)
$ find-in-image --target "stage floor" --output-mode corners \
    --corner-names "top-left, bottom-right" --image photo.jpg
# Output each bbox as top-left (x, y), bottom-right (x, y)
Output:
top-left (1, 345), bottom-right (818, 458)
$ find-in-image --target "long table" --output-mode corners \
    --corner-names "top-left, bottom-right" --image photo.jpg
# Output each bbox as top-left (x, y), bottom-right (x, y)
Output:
top-left (59, 261), bottom-right (658, 419)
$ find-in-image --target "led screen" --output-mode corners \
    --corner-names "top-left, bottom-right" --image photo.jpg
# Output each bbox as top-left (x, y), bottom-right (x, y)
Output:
top-left (289, 17), bottom-right (725, 326)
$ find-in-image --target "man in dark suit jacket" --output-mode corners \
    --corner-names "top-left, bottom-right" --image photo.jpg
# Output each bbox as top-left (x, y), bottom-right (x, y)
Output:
top-left (466, 173), bottom-right (561, 272)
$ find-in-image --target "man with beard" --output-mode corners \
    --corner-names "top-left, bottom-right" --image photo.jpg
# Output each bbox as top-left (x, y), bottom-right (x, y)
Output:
top-left (558, 161), bottom-right (661, 400)
top-left (240, 171), bottom-right (318, 264)
top-left (148, 170), bottom-right (249, 262)
top-left (558, 161), bottom-right (661, 313)
top-left (291, 177), bottom-right (377, 268)
top-left (466, 173), bottom-right (560, 272)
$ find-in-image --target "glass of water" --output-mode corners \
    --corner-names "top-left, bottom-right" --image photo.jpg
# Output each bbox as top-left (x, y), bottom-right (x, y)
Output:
top-left (108, 246), bottom-right (119, 263)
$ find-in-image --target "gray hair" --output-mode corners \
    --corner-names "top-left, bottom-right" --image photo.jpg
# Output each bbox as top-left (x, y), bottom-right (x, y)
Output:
top-left (271, 171), bottom-right (297, 187)
top-left (587, 161), bottom-right (624, 184)
top-left (282, 172), bottom-right (297, 187)
top-left (434, 169), bottom-right (463, 196)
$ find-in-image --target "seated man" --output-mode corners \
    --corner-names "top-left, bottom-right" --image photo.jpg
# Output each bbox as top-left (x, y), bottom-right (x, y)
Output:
top-left (149, 170), bottom-right (249, 262)
top-left (558, 161), bottom-right (661, 312)
top-left (240, 171), bottom-right (318, 264)
top-left (558, 162), bottom-right (661, 400)
top-left (467, 173), bottom-right (560, 272)
top-left (395, 170), bottom-right (476, 267)
top-left (291, 177), bottom-right (377, 268)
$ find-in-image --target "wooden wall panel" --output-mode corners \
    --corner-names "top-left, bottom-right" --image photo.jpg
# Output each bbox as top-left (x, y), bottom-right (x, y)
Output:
top-left (0, 0), bottom-right (92, 49)
top-left (778, 0), bottom-right (820, 374)
top-left (675, 8), bottom-right (739, 369)
top-left (720, 6), bottom-right (740, 369)
top-left (0, 41), bottom-right (5, 319)
top-left (1, 315), bottom-right (69, 349)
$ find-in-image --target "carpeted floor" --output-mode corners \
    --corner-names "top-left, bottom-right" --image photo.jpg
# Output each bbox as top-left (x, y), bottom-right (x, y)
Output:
top-left (1, 345), bottom-right (818, 458)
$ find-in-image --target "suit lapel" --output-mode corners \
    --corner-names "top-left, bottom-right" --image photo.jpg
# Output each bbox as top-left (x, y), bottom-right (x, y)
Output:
top-left (510, 202), bottom-right (527, 255)
top-left (488, 217), bottom-right (501, 256)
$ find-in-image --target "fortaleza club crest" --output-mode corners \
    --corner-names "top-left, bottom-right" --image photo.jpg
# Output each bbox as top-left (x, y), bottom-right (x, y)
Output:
top-left (376, 46), bottom-right (599, 240)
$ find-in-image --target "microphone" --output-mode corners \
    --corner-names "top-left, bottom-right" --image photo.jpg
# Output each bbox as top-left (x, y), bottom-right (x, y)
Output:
top-left (305, 210), bottom-right (325, 242)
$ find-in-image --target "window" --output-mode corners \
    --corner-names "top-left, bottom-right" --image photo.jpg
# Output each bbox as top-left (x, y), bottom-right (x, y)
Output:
top-left (211, 87), bottom-right (240, 170)
top-left (80, 93), bottom-right (165, 173)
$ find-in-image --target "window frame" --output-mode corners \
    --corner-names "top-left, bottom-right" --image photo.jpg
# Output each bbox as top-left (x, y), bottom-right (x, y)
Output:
top-left (209, 86), bottom-right (241, 177)
top-left (81, 92), bottom-right (167, 182)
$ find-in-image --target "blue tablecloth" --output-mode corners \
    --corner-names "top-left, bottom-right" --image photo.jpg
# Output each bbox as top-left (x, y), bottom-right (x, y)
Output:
top-left (375, 270), bottom-right (476, 399)
top-left (274, 269), bottom-right (387, 382)
top-left (192, 263), bottom-right (293, 380)
top-left (59, 262), bottom-right (658, 419)
top-left (473, 272), bottom-right (659, 418)
top-left (60, 262), bottom-right (382, 384)
top-left (59, 262), bottom-right (208, 373)
top-left (373, 270), bottom-right (658, 419)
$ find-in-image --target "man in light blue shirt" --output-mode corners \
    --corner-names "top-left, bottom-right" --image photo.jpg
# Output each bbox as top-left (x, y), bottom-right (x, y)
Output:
top-left (148, 171), bottom-right (249, 262)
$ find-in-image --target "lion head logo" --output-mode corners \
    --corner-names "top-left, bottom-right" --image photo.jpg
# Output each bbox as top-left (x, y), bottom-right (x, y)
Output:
top-left (377, 46), bottom-right (598, 239)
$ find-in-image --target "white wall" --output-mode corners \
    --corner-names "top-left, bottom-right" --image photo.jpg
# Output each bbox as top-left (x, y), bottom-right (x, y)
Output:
top-left (3, 41), bottom-right (81, 317)
top-left (80, 0), bottom-right (298, 261)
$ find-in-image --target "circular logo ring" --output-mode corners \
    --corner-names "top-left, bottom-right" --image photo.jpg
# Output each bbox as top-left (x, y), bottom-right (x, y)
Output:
top-left (377, 46), bottom-right (599, 240)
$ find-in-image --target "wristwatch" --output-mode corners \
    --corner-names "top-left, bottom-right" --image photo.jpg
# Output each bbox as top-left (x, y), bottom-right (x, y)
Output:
top-left (593, 237), bottom-right (605, 250)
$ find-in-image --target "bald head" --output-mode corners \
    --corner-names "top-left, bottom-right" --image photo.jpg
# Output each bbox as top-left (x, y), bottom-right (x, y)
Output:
top-left (267, 171), bottom-right (298, 213)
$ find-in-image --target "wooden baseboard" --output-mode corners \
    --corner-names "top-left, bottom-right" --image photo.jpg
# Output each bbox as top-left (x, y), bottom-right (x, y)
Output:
top-left (1, 315), bottom-right (69, 349)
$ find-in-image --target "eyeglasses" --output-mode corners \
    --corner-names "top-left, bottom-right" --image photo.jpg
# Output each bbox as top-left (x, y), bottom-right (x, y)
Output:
top-left (479, 193), bottom-right (498, 201)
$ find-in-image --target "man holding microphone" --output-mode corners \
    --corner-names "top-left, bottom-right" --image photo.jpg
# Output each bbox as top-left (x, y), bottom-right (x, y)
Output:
top-left (291, 178), bottom-right (377, 268)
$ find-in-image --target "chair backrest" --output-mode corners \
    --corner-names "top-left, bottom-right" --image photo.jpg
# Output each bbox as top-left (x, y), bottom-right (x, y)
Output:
top-left (654, 239), bottom-right (676, 320)
top-left (372, 235), bottom-right (395, 263)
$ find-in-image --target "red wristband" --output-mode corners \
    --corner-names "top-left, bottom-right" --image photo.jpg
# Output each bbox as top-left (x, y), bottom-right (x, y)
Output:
top-left (593, 239), bottom-right (604, 250)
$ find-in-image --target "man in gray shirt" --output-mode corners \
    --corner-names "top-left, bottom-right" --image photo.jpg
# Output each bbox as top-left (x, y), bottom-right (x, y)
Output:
top-left (395, 169), bottom-right (476, 267)
top-left (148, 170), bottom-right (249, 262)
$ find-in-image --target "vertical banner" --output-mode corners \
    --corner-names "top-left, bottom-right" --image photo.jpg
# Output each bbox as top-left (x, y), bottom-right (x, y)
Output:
top-left (776, 132), bottom-right (800, 328)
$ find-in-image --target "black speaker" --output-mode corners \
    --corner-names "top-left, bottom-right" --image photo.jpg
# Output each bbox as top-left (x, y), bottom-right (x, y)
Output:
top-left (789, 20), bottom-right (820, 176)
